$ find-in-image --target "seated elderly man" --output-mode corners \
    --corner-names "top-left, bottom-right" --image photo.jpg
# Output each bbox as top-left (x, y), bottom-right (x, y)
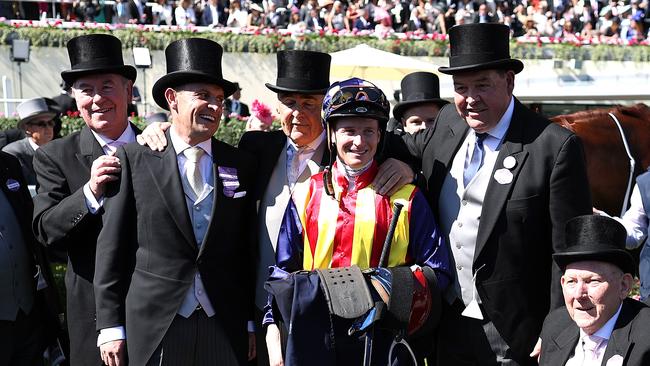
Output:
top-left (538, 215), bottom-right (650, 366)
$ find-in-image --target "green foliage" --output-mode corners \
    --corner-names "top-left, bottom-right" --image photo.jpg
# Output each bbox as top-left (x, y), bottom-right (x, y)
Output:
top-left (2, 23), bottom-right (650, 61)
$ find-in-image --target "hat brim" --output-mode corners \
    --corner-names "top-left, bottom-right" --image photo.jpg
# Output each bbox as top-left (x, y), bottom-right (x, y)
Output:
top-left (19, 111), bottom-right (58, 128)
top-left (393, 98), bottom-right (449, 120)
top-left (438, 58), bottom-right (524, 75)
top-left (553, 249), bottom-right (636, 275)
top-left (61, 65), bottom-right (137, 85)
top-left (153, 71), bottom-right (237, 110)
top-left (265, 83), bottom-right (328, 95)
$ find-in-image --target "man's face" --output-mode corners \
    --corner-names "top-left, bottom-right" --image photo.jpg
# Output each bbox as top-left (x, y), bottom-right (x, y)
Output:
top-left (25, 116), bottom-right (55, 146)
top-left (561, 261), bottom-right (632, 335)
top-left (452, 69), bottom-right (514, 134)
top-left (167, 82), bottom-right (224, 144)
top-left (331, 117), bottom-right (380, 169)
top-left (277, 93), bottom-right (324, 147)
top-left (72, 73), bottom-right (132, 140)
top-left (401, 102), bottom-right (442, 134)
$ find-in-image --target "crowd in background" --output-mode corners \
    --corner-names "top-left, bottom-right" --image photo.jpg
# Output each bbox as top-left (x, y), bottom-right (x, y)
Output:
top-left (1, 0), bottom-right (649, 41)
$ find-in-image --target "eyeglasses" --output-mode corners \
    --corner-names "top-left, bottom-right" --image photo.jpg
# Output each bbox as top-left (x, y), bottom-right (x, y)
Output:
top-left (27, 120), bottom-right (55, 128)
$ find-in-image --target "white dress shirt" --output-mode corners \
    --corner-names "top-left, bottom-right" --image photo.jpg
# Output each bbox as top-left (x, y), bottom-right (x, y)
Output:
top-left (565, 304), bottom-right (622, 366)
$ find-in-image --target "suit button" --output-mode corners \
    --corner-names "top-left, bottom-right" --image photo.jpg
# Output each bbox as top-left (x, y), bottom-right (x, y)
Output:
top-left (457, 222), bottom-right (463, 228)
top-left (461, 200), bottom-right (468, 206)
top-left (456, 265), bottom-right (463, 270)
top-left (456, 243), bottom-right (461, 249)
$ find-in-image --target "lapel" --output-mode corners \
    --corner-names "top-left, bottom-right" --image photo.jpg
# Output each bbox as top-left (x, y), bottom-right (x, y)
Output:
top-left (76, 126), bottom-right (105, 171)
top-left (431, 113), bottom-right (468, 198)
top-left (297, 137), bottom-right (327, 183)
top-left (474, 103), bottom-right (529, 261)
top-left (0, 157), bottom-right (27, 222)
top-left (550, 322), bottom-right (580, 365)
top-left (198, 138), bottom-right (225, 258)
top-left (601, 299), bottom-right (636, 365)
top-left (263, 139), bottom-right (291, 251)
top-left (145, 129), bottom-right (197, 250)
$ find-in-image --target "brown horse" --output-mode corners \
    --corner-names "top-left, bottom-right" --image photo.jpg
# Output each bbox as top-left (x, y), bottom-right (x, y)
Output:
top-left (551, 104), bottom-right (650, 216)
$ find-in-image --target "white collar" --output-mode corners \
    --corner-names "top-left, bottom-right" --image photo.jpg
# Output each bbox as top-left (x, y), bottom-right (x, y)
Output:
top-left (170, 126), bottom-right (213, 158)
top-left (91, 124), bottom-right (135, 148)
top-left (28, 137), bottom-right (40, 151)
top-left (287, 129), bottom-right (325, 152)
top-left (580, 303), bottom-right (623, 341)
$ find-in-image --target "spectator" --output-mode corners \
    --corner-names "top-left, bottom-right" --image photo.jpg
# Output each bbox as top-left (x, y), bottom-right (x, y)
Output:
top-left (224, 82), bottom-right (250, 118)
top-left (152, 0), bottom-right (175, 25)
top-left (175, 0), bottom-right (197, 25)
top-left (201, 0), bottom-right (227, 26)
top-left (409, 0), bottom-right (429, 31)
top-left (286, 8), bottom-right (307, 31)
top-left (265, 2), bottom-right (289, 28)
top-left (227, 0), bottom-right (249, 27)
top-left (326, 0), bottom-right (349, 30)
top-left (604, 16), bottom-right (622, 38)
top-left (353, 7), bottom-right (374, 30)
top-left (247, 3), bottom-right (266, 28)
top-left (305, 6), bottom-right (325, 29)
top-left (473, 3), bottom-right (497, 23)
top-left (2, 98), bottom-right (57, 186)
top-left (392, 71), bottom-right (449, 135)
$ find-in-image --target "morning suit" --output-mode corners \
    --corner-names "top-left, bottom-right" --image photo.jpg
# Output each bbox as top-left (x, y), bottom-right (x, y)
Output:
top-left (238, 129), bottom-right (328, 365)
top-left (539, 298), bottom-right (650, 366)
top-left (32, 124), bottom-right (139, 366)
top-left (0, 151), bottom-right (64, 365)
top-left (395, 100), bottom-right (592, 364)
top-left (0, 128), bottom-right (25, 150)
top-left (94, 131), bottom-right (256, 365)
top-left (2, 137), bottom-right (37, 185)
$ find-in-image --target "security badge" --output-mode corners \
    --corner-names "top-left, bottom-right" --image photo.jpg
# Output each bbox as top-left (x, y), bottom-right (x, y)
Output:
top-left (493, 155), bottom-right (516, 185)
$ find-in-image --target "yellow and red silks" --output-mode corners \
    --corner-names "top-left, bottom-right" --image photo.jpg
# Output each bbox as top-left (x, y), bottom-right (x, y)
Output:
top-left (275, 161), bottom-right (452, 287)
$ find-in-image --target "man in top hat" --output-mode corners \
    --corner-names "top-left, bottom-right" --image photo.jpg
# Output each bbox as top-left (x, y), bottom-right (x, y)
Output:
top-left (224, 82), bottom-right (250, 119)
top-left (3, 98), bottom-right (58, 186)
top-left (94, 38), bottom-right (256, 366)
top-left (538, 215), bottom-right (650, 366)
top-left (32, 33), bottom-right (139, 366)
top-left (387, 23), bottom-right (592, 365)
top-left (138, 49), bottom-right (414, 366)
top-left (392, 71), bottom-right (448, 135)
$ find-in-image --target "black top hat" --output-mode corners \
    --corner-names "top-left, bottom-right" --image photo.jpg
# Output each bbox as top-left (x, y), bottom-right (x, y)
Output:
top-left (61, 34), bottom-right (137, 85)
top-left (265, 50), bottom-right (331, 95)
top-left (152, 38), bottom-right (236, 110)
top-left (553, 215), bottom-right (636, 275)
top-left (438, 23), bottom-right (524, 75)
top-left (393, 72), bottom-right (449, 121)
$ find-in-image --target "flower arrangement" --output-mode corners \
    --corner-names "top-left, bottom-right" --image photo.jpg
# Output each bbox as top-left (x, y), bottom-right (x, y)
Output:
top-left (1, 20), bottom-right (649, 61)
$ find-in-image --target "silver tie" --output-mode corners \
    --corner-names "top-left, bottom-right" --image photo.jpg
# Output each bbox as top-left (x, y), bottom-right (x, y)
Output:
top-left (183, 147), bottom-right (205, 199)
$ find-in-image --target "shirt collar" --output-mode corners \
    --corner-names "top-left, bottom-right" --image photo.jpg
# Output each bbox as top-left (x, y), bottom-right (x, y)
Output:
top-left (170, 126), bottom-right (213, 158)
top-left (580, 303), bottom-right (623, 341)
top-left (91, 124), bottom-right (135, 148)
top-left (481, 96), bottom-right (514, 142)
top-left (287, 129), bottom-right (325, 152)
top-left (27, 137), bottom-right (39, 151)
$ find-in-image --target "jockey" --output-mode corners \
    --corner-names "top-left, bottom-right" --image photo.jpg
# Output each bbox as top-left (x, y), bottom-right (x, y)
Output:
top-left (263, 78), bottom-right (452, 366)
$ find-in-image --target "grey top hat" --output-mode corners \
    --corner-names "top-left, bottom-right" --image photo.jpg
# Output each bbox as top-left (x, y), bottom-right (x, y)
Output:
top-left (16, 98), bottom-right (57, 127)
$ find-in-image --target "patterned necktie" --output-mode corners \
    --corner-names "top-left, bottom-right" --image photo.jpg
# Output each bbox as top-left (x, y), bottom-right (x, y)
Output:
top-left (582, 334), bottom-right (605, 364)
top-left (183, 147), bottom-right (205, 199)
top-left (463, 132), bottom-right (488, 187)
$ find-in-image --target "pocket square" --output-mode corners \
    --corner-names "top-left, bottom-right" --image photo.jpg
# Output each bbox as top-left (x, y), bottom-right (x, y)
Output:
top-left (233, 191), bottom-right (247, 198)
top-left (606, 354), bottom-right (624, 366)
top-left (218, 166), bottom-right (240, 197)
